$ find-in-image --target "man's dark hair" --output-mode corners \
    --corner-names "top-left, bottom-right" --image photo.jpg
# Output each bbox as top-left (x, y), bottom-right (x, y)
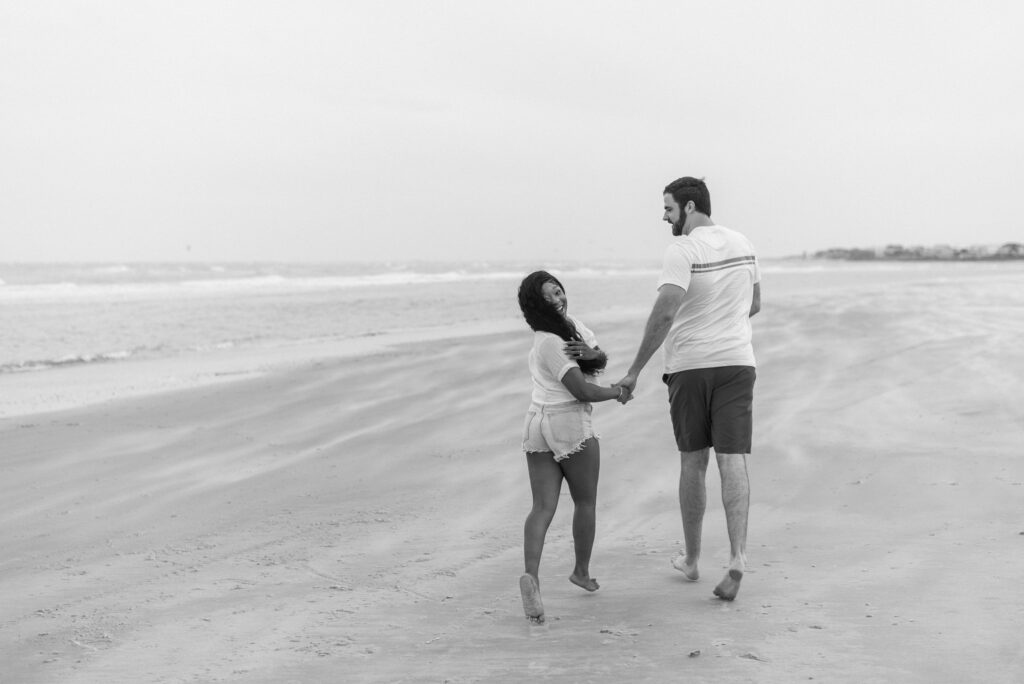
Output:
top-left (664, 176), bottom-right (711, 217)
top-left (517, 270), bottom-right (606, 376)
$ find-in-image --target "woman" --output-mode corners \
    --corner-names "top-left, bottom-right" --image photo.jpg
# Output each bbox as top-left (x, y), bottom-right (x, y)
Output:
top-left (516, 270), bottom-right (629, 624)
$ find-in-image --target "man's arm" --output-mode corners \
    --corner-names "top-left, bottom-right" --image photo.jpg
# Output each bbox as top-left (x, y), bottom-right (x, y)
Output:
top-left (616, 284), bottom-right (686, 394)
top-left (750, 282), bottom-right (761, 317)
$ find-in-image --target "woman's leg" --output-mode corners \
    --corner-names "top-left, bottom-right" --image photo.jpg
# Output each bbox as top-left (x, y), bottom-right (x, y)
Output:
top-left (559, 437), bottom-right (601, 591)
top-left (524, 451), bottom-right (563, 581)
top-left (521, 450), bottom-right (562, 623)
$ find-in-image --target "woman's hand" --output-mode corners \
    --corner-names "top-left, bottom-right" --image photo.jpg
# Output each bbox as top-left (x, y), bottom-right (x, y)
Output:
top-left (563, 341), bottom-right (602, 361)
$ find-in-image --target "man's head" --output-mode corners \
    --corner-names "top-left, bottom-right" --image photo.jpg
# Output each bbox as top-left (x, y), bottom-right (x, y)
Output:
top-left (663, 177), bottom-right (711, 236)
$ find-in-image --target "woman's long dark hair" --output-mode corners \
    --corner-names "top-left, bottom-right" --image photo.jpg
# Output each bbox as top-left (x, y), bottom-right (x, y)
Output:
top-left (517, 270), bottom-right (606, 376)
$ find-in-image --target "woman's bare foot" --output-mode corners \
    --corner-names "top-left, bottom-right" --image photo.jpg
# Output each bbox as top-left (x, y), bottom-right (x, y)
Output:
top-left (713, 569), bottom-right (743, 601)
top-left (671, 553), bottom-right (699, 581)
top-left (519, 573), bottom-right (545, 623)
top-left (569, 573), bottom-right (600, 592)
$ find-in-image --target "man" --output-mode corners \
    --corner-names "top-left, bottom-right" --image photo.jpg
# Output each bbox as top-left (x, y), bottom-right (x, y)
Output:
top-left (616, 176), bottom-right (760, 601)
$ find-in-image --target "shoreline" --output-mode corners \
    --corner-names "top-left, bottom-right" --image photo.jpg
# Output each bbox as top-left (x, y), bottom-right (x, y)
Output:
top-left (0, 303), bottom-right (656, 421)
top-left (0, 318), bottom-right (527, 420)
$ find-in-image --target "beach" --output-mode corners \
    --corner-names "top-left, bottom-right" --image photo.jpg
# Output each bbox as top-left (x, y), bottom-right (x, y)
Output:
top-left (2, 261), bottom-right (1023, 683)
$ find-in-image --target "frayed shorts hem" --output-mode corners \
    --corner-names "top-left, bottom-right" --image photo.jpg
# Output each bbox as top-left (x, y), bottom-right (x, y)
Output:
top-left (521, 401), bottom-right (597, 461)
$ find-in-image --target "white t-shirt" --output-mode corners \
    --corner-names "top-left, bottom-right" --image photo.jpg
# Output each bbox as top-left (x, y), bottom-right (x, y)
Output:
top-left (528, 315), bottom-right (598, 405)
top-left (657, 225), bottom-right (760, 373)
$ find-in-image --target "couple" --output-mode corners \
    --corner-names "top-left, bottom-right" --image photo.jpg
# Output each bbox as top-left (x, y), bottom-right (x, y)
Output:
top-left (517, 177), bottom-right (761, 624)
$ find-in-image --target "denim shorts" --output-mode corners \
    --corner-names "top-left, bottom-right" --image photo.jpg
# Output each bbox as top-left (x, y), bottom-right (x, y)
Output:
top-left (522, 400), bottom-right (597, 461)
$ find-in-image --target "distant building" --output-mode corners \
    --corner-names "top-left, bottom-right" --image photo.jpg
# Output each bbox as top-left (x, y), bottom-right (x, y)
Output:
top-left (995, 242), bottom-right (1023, 258)
top-left (814, 241), bottom-right (1021, 261)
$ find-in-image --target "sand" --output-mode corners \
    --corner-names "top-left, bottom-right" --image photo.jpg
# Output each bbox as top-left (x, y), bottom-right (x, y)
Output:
top-left (2, 268), bottom-right (1024, 683)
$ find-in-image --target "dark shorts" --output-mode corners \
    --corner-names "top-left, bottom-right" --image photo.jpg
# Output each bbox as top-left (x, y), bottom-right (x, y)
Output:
top-left (663, 366), bottom-right (755, 454)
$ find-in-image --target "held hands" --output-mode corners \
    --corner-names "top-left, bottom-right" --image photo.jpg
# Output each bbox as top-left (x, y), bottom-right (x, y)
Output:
top-left (612, 373), bottom-right (638, 405)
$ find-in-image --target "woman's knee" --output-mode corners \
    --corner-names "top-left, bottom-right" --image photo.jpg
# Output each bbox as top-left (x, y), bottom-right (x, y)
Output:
top-left (529, 499), bottom-right (558, 521)
top-left (572, 498), bottom-right (597, 514)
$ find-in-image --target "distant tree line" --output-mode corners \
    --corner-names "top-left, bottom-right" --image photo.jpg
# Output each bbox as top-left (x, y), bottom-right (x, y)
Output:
top-left (812, 242), bottom-right (1024, 261)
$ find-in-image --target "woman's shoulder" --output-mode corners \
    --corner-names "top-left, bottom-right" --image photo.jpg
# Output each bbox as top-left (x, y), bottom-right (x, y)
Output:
top-left (532, 330), bottom-right (562, 344)
top-left (567, 315), bottom-right (598, 344)
top-left (567, 313), bottom-right (591, 330)
top-left (531, 331), bottom-right (566, 356)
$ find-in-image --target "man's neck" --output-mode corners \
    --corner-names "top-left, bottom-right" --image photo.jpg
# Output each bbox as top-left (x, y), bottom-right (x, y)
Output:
top-left (683, 214), bottom-right (714, 235)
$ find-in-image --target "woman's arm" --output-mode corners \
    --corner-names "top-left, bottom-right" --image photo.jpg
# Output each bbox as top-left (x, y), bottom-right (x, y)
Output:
top-left (560, 367), bottom-right (627, 403)
top-left (563, 340), bottom-right (606, 364)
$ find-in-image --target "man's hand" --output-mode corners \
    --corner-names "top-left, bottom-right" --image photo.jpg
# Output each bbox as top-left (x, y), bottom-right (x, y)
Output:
top-left (613, 373), bottom-right (638, 404)
top-left (612, 384), bottom-right (633, 404)
top-left (615, 373), bottom-right (638, 394)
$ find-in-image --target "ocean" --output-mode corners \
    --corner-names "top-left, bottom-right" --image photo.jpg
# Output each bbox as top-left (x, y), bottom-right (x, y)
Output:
top-left (1, 259), bottom-right (1018, 375)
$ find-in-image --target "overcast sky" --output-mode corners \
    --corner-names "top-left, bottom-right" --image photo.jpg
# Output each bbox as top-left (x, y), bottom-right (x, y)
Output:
top-left (3, 1), bottom-right (1022, 262)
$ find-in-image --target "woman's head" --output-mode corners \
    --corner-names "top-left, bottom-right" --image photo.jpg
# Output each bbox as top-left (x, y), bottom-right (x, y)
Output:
top-left (540, 280), bottom-right (567, 316)
top-left (518, 270), bottom-right (606, 375)
top-left (518, 271), bottom-right (568, 333)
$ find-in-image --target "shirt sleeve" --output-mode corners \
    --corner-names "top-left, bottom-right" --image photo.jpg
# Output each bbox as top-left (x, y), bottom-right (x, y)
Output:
top-left (657, 241), bottom-right (693, 292)
top-left (747, 237), bottom-right (761, 284)
top-left (537, 334), bottom-right (577, 381)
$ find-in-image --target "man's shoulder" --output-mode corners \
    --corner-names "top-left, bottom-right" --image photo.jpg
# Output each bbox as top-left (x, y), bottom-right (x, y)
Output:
top-left (664, 236), bottom-right (700, 259)
top-left (710, 225), bottom-right (756, 251)
top-left (700, 224), bottom-right (743, 239)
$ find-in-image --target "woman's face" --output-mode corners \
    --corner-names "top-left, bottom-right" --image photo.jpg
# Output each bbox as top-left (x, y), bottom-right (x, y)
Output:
top-left (541, 281), bottom-right (567, 316)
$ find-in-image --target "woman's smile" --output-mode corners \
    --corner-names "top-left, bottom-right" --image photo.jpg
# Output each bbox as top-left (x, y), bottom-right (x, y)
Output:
top-left (540, 281), bottom-right (568, 316)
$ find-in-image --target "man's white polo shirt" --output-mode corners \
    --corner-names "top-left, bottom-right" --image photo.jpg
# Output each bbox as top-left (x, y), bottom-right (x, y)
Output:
top-left (657, 224), bottom-right (760, 373)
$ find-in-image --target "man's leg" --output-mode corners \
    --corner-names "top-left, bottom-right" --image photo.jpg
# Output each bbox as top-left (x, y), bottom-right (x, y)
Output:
top-left (713, 451), bottom-right (749, 600)
top-left (675, 448), bottom-right (711, 580)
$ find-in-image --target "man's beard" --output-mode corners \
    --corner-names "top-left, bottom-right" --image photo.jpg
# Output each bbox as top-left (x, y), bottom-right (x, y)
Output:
top-left (672, 218), bottom-right (685, 236)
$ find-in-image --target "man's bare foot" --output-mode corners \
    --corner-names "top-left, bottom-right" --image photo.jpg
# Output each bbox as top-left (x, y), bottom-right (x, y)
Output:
top-left (519, 573), bottom-right (545, 623)
top-left (671, 553), bottom-right (699, 581)
top-left (713, 569), bottom-right (743, 601)
top-left (569, 573), bottom-right (600, 592)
